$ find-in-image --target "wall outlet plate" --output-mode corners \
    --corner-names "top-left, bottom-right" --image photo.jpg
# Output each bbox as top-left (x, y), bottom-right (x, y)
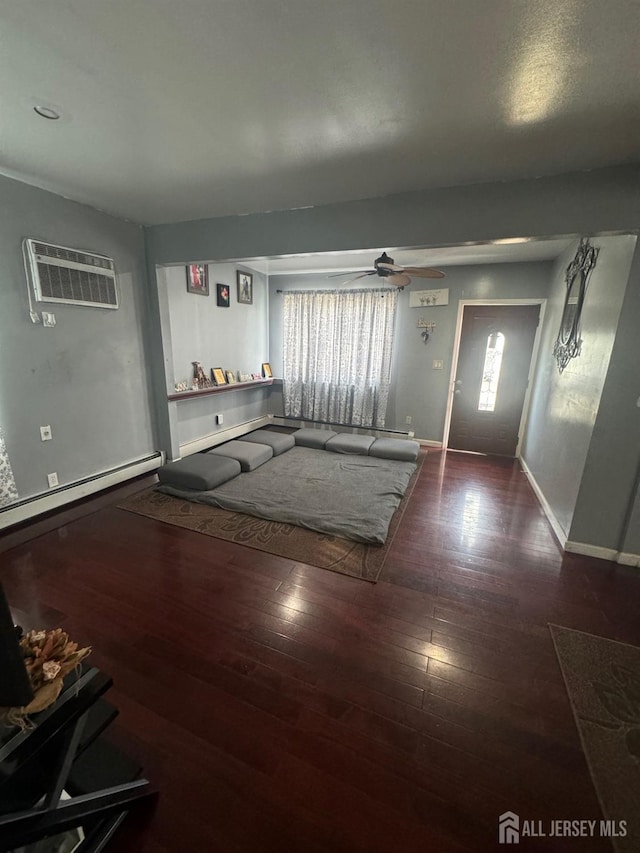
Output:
top-left (47, 472), bottom-right (59, 488)
top-left (40, 425), bottom-right (52, 441)
top-left (42, 312), bottom-right (56, 327)
top-left (216, 414), bottom-right (224, 425)
top-left (432, 359), bottom-right (444, 370)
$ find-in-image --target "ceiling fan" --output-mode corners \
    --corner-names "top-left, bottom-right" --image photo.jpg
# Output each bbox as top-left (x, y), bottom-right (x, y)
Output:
top-left (329, 251), bottom-right (445, 288)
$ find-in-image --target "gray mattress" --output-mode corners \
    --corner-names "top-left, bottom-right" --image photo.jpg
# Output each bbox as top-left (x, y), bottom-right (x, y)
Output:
top-left (158, 445), bottom-right (416, 545)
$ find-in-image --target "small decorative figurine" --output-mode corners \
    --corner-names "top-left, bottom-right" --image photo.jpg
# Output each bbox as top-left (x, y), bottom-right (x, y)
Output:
top-left (192, 361), bottom-right (211, 388)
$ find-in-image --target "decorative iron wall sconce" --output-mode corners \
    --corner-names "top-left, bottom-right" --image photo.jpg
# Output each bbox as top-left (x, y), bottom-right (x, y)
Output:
top-left (553, 238), bottom-right (599, 373)
top-left (417, 317), bottom-right (436, 343)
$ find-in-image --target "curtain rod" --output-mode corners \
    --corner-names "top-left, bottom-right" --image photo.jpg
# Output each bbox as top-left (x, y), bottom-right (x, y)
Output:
top-left (275, 287), bottom-right (396, 295)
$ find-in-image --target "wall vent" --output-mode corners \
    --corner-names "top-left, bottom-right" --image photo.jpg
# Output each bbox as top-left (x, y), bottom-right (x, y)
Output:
top-left (24, 239), bottom-right (118, 309)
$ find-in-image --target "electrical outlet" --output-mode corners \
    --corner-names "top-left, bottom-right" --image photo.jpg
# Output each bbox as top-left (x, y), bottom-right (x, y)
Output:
top-left (47, 472), bottom-right (59, 488)
top-left (432, 359), bottom-right (444, 370)
top-left (405, 416), bottom-right (412, 425)
top-left (42, 312), bottom-right (56, 327)
top-left (40, 425), bottom-right (52, 441)
top-left (216, 414), bottom-right (224, 425)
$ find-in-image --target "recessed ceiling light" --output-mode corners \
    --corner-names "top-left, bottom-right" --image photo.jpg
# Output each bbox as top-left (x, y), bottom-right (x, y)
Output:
top-left (493, 237), bottom-right (531, 245)
top-left (33, 105), bottom-right (60, 120)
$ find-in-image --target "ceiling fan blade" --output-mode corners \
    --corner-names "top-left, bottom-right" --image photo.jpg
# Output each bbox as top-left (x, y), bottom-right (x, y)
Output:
top-left (401, 267), bottom-right (445, 279)
top-left (376, 262), bottom-right (404, 272)
top-left (340, 272), bottom-right (378, 286)
top-left (385, 273), bottom-right (412, 287)
top-left (327, 270), bottom-right (374, 279)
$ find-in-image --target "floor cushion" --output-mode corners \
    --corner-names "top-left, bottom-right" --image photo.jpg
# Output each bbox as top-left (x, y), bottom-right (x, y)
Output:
top-left (237, 429), bottom-right (295, 456)
top-left (207, 439), bottom-right (273, 472)
top-left (325, 433), bottom-right (375, 455)
top-left (369, 437), bottom-right (420, 462)
top-left (157, 453), bottom-right (241, 491)
top-left (293, 428), bottom-right (337, 449)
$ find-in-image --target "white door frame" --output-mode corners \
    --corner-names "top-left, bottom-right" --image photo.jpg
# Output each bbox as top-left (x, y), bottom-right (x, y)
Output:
top-left (442, 298), bottom-right (547, 456)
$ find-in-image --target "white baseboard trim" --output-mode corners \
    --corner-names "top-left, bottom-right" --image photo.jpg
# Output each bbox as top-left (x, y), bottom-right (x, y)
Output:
top-left (178, 416), bottom-right (272, 457)
top-left (564, 542), bottom-right (640, 566)
top-left (617, 552), bottom-right (640, 567)
top-left (518, 457), bottom-right (568, 548)
top-left (564, 541), bottom-right (619, 561)
top-left (0, 452), bottom-right (164, 530)
top-left (416, 439), bottom-right (443, 447)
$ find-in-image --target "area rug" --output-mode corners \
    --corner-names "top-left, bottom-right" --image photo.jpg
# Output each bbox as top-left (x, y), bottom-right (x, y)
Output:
top-left (117, 452), bottom-right (424, 582)
top-left (550, 625), bottom-right (640, 852)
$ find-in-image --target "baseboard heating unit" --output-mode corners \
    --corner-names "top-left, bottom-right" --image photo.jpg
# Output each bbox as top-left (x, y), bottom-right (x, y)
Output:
top-left (0, 452), bottom-right (163, 530)
top-left (272, 416), bottom-right (413, 440)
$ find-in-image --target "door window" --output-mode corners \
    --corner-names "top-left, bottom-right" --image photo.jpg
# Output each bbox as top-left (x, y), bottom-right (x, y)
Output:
top-left (478, 332), bottom-right (505, 412)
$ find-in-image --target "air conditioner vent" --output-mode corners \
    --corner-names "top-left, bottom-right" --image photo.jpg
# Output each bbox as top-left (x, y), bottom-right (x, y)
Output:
top-left (24, 239), bottom-right (118, 309)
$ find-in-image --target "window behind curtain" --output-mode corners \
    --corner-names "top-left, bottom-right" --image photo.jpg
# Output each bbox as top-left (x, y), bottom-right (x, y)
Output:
top-left (282, 288), bottom-right (398, 428)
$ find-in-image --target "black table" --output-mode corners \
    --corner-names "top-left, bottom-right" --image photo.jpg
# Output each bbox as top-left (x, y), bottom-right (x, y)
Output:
top-left (0, 666), bottom-right (156, 851)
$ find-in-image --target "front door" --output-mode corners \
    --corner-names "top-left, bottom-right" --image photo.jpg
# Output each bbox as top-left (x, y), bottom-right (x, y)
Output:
top-left (448, 304), bottom-right (540, 456)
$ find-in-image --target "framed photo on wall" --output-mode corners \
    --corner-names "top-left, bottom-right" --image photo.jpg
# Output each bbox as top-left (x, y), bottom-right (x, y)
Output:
top-left (216, 282), bottom-right (230, 307)
top-left (237, 270), bottom-right (253, 304)
top-left (225, 370), bottom-right (237, 384)
top-left (262, 362), bottom-right (273, 378)
top-left (186, 264), bottom-right (209, 295)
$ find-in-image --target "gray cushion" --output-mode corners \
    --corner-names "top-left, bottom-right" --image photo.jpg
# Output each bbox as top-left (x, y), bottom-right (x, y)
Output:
top-left (325, 433), bottom-right (375, 455)
top-left (157, 453), bottom-right (241, 491)
top-left (293, 428), bottom-right (337, 449)
top-left (237, 429), bottom-right (295, 456)
top-left (369, 437), bottom-right (420, 462)
top-left (207, 439), bottom-right (273, 472)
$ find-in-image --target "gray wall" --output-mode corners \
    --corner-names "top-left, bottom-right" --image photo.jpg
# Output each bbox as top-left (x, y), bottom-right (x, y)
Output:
top-left (0, 173), bottom-right (157, 507)
top-left (622, 482), bottom-right (640, 557)
top-left (521, 236), bottom-right (636, 538)
top-left (269, 262), bottom-right (552, 440)
top-left (157, 262), bottom-right (270, 456)
top-left (568, 241), bottom-right (640, 550)
top-left (162, 263), bottom-right (268, 388)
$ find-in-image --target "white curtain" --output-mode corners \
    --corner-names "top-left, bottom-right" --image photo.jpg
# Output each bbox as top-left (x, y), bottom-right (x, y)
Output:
top-left (0, 428), bottom-right (18, 508)
top-left (283, 288), bottom-right (398, 428)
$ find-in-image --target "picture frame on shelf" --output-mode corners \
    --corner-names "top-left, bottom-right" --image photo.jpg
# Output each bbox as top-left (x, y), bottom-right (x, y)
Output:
top-left (216, 282), bottom-right (230, 307)
top-left (186, 264), bottom-right (209, 295)
top-left (211, 367), bottom-right (227, 386)
top-left (237, 270), bottom-right (253, 304)
top-left (262, 362), bottom-right (273, 378)
top-left (225, 370), bottom-right (237, 384)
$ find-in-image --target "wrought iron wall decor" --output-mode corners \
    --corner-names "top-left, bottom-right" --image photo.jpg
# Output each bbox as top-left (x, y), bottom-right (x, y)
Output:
top-left (553, 238), bottom-right (599, 373)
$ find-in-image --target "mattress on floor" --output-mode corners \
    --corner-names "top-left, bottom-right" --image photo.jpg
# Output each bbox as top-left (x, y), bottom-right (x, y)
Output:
top-left (157, 445), bottom-right (416, 545)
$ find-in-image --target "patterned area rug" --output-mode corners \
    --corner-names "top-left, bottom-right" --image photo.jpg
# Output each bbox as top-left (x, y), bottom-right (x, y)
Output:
top-left (118, 452), bottom-right (424, 582)
top-left (550, 625), bottom-right (640, 852)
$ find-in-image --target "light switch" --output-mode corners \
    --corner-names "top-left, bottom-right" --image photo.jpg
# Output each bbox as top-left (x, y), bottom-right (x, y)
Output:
top-left (432, 360), bottom-right (444, 370)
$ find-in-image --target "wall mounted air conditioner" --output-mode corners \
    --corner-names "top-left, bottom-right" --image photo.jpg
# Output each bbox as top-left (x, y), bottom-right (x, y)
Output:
top-left (23, 239), bottom-right (118, 309)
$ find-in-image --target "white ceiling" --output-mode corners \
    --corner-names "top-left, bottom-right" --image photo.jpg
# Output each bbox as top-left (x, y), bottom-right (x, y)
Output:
top-left (1, 1), bottom-right (639, 226)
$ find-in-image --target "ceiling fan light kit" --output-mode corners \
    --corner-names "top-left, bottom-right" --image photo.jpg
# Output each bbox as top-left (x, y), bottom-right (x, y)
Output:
top-left (328, 252), bottom-right (445, 288)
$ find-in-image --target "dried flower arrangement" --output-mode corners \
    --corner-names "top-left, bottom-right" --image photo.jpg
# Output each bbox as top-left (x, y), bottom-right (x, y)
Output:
top-left (0, 628), bottom-right (91, 730)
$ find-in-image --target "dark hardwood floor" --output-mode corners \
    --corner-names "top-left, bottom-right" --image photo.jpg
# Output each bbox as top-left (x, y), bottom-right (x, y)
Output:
top-left (2, 449), bottom-right (639, 852)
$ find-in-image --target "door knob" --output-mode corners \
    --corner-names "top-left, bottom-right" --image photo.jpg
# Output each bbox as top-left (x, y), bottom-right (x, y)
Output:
top-left (454, 389), bottom-right (462, 395)
top-left (455, 379), bottom-right (462, 386)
